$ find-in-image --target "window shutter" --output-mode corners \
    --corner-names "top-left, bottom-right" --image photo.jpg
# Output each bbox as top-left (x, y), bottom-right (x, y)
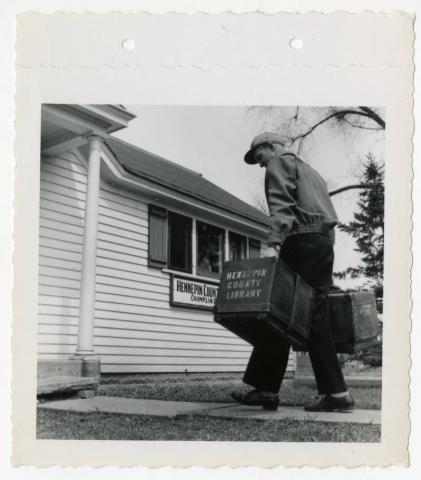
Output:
top-left (249, 238), bottom-right (261, 258)
top-left (148, 205), bottom-right (168, 268)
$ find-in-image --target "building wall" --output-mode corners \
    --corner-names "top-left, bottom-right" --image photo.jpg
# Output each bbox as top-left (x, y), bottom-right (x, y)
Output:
top-left (94, 174), bottom-right (255, 373)
top-left (38, 153), bottom-right (86, 360)
top-left (38, 152), bottom-right (295, 374)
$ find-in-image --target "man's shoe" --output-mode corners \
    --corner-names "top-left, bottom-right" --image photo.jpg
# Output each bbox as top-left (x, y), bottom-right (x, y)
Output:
top-left (231, 389), bottom-right (279, 411)
top-left (304, 393), bottom-right (355, 412)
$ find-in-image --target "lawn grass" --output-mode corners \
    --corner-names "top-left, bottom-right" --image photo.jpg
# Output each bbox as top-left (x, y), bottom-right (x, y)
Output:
top-left (98, 379), bottom-right (381, 410)
top-left (37, 409), bottom-right (380, 442)
top-left (100, 372), bottom-right (244, 385)
top-left (37, 370), bottom-right (381, 442)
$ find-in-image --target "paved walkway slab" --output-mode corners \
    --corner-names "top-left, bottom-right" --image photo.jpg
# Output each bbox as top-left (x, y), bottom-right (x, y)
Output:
top-left (192, 404), bottom-right (381, 425)
top-left (38, 396), bottom-right (233, 417)
top-left (38, 396), bottom-right (381, 424)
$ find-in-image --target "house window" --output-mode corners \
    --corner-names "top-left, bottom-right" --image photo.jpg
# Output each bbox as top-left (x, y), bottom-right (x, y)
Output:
top-left (229, 232), bottom-right (247, 261)
top-left (196, 221), bottom-right (225, 278)
top-left (149, 204), bottom-right (261, 277)
top-left (168, 212), bottom-right (192, 273)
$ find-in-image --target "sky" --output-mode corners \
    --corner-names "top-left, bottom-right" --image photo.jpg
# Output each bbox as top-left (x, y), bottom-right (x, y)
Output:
top-left (113, 105), bottom-right (385, 289)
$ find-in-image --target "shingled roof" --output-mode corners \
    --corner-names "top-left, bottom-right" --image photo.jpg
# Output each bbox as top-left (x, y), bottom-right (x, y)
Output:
top-left (106, 137), bottom-right (270, 228)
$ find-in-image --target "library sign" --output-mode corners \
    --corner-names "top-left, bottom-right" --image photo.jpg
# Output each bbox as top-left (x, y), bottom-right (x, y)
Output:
top-left (170, 275), bottom-right (219, 310)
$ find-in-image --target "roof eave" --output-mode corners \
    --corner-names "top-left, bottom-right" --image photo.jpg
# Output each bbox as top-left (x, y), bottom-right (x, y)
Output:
top-left (92, 144), bottom-right (270, 238)
top-left (121, 163), bottom-right (270, 228)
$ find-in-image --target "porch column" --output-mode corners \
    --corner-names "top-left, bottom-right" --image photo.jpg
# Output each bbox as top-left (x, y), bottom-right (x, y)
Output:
top-left (75, 135), bottom-right (104, 358)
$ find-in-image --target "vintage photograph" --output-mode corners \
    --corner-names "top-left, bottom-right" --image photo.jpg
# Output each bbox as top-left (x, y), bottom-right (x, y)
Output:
top-left (36, 104), bottom-right (384, 442)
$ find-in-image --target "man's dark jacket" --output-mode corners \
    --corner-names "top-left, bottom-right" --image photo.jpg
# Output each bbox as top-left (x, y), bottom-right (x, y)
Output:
top-left (265, 151), bottom-right (338, 245)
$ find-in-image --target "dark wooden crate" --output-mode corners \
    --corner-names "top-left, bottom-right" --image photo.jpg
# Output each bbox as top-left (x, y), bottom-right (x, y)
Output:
top-left (327, 291), bottom-right (380, 353)
top-left (293, 291), bottom-right (380, 354)
top-left (214, 256), bottom-right (314, 349)
top-left (214, 258), bottom-right (380, 354)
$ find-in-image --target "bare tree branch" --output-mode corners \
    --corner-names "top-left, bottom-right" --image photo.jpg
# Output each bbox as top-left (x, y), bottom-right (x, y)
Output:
top-left (289, 107), bottom-right (385, 146)
top-left (329, 184), bottom-right (375, 197)
top-left (342, 117), bottom-right (384, 130)
top-left (358, 107), bottom-right (386, 129)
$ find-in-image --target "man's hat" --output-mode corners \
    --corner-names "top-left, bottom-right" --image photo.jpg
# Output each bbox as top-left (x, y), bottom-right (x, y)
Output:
top-left (244, 132), bottom-right (289, 164)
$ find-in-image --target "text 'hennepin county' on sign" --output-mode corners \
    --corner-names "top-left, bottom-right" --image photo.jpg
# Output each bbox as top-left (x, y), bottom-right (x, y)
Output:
top-left (170, 275), bottom-right (219, 310)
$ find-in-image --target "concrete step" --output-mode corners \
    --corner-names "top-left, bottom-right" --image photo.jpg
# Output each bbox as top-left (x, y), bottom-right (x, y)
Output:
top-left (37, 359), bottom-right (82, 379)
top-left (37, 376), bottom-right (99, 396)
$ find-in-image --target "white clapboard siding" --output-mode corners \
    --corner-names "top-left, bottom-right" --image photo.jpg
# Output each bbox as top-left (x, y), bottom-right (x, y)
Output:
top-left (99, 198), bottom-right (148, 220)
top-left (40, 217), bottom-right (85, 237)
top-left (97, 230), bottom-right (148, 251)
top-left (40, 189), bottom-right (86, 211)
top-left (98, 222), bottom-right (148, 245)
top-left (38, 152), bottom-right (295, 374)
top-left (93, 310), bottom-right (233, 335)
top-left (97, 246), bottom-right (148, 265)
top-left (42, 161), bottom-right (88, 185)
top-left (95, 288), bottom-right (169, 303)
top-left (38, 314), bottom-right (79, 325)
top-left (40, 208), bottom-right (85, 229)
top-left (95, 178), bottom-right (255, 373)
top-left (38, 336), bottom-right (251, 357)
top-left (39, 226), bottom-right (83, 246)
top-left (39, 264), bottom-right (81, 279)
top-left (98, 215), bottom-right (148, 236)
top-left (39, 247), bottom-right (82, 264)
top-left (39, 323), bottom-right (247, 345)
top-left (40, 198), bottom-right (84, 221)
top-left (99, 205), bottom-right (148, 228)
top-left (100, 182), bottom-right (149, 211)
top-left (38, 352), bottom-right (249, 373)
top-left (39, 285), bottom-right (80, 299)
top-left (38, 154), bottom-right (87, 355)
top-left (96, 277), bottom-right (169, 295)
top-left (38, 322), bottom-right (250, 347)
top-left (40, 179), bottom-right (87, 202)
top-left (96, 261), bottom-right (169, 283)
top-left (39, 304), bottom-right (79, 317)
top-left (39, 326), bottom-right (252, 350)
top-left (40, 344), bottom-right (250, 364)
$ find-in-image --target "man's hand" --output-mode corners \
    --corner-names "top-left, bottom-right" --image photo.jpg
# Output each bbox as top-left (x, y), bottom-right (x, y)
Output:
top-left (267, 242), bottom-right (281, 255)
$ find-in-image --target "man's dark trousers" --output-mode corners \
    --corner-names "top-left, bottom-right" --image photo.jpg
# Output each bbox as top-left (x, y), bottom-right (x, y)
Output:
top-left (243, 232), bottom-right (347, 395)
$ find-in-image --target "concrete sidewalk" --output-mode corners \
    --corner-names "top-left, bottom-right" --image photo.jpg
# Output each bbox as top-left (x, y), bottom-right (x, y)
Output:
top-left (39, 396), bottom-right (233, 417)
top-left (38, 396), bottom-right (381, 425)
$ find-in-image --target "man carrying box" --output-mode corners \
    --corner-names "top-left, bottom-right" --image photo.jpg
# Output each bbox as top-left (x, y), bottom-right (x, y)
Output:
top-left (231, 132), bottom-right (354, 412)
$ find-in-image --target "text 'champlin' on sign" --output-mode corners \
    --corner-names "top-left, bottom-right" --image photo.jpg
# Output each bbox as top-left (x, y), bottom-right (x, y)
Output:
top-left (170, 275), bottom-right (219, 310)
